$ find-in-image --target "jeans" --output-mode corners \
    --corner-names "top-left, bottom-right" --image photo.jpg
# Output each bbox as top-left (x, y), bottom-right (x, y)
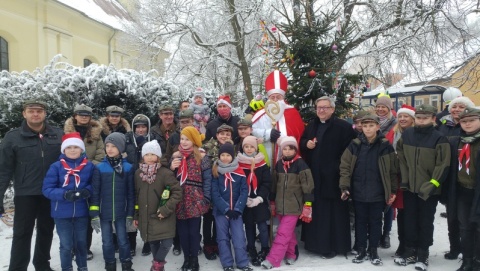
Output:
top-left (245, 221), bottom-right (269, 249)
top-left (100, 219), bottom-right (131, 264)
top-left (214, 213), bottom-right (249, 268)
top-left (354, 201), bottom-right (384, 249)
top-left (150, 238), bottom-right (173, 262)
top-left (9, 195), bottom-right (55, 271)
top-left (55, 217), bottom-right (89, 271)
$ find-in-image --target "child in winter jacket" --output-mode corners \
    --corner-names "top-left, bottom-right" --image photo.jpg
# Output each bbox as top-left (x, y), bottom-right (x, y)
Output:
top-left (189, 87), bottom-right (211, 134)
top-left (170, 126), bottom-right (212, 271)
top-left (43, 132), bottom-right (95, 271)
top-left (89, 132), bottom-right (136, 271)
top-left (237, 135), bottom-right (272, 266)
top-left (395, 104), bottom-right (451, 271)
top-left (339, 114), bottom-right (398, 266)
top-left (212, 142), bottom-right (252, 271)
top-left (262, 136), bottom-right (314, 269)
top-left (133, 140), bottom-right (182, 271)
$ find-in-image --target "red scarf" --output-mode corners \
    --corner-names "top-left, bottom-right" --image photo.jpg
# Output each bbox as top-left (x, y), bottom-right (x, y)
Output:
top-left (459, 143), bottom-right (471, 175)
top-left (60, 157), bottom-right (88, 188)
top-left (239, 160), bottom-right (266, 195)
top-left (177, 146), bottom-right (193, 186)
top-left (282, 154), bottom-right (300, 173)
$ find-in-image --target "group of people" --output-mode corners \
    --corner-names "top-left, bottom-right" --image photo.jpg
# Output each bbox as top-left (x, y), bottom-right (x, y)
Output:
top-left (0, 70), bottom-right (479, 271)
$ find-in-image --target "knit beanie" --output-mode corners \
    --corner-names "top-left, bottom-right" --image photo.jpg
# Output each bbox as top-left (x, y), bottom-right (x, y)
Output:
top-left (449, 97), bottom-right (475, 112)
top-left (142, 140), bottom-right (162, 158)
top-left (193, 87), bottom-right (205, 100)
top-left (105, 132), bottom-right (126, 153)
top-left (375, 96), bottom-right (393, 110)
top-left (218, 142), bottom-right (235, 158)
top-left (61, 132), bottom-right (85, 153)
top-left (181, 126), bottom-right (205, 147)
top-left (278, 136), bottom-right (298, 151)
top-left (242, 136), bottom-right (258, 150)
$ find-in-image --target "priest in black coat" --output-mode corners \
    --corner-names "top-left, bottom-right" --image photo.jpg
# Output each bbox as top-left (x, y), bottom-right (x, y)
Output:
top-left (300, 96), bottom-right (356, 258)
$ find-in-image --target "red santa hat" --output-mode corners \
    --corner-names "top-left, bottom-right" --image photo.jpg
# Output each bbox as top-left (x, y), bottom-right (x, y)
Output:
top-left (217, 95), bottom-right (232, 108)
top-left (61, 132), bottom-right (85, 153)
top-left (265, 70), bottom-right (288, 97)
top-left (397, 104), bottom-right (415, 119)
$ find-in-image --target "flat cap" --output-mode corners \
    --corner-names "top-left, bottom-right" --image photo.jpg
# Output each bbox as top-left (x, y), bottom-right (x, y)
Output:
top-left (179, 109), bottom-right (194, 119)
top-left (459, 107), bottom-right (480, 119)
top-left (106, 105), bottom-right (124, 116)
top-left (353, 110), bottom-right (369, 121)
top-left (237, 118), bottom-right (252, 127)
top-left (217, 123), bottom-right (233, 133)
top-left (23, 100), bottom-right (48, 110)
top-left (74, 104), bottom-right (93, 116)
top-left (361, 114), bottom-right (380, 124)
top-left (158, 104), bottom-right (174, 113)
top-left (415, 104), bottom-right (437, 116)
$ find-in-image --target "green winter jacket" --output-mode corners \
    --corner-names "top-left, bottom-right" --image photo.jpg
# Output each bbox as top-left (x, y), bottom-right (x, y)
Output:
top-left (396, 125), bottom-right (451, 201)
top-left (339, 136), bottom-right (398, 202)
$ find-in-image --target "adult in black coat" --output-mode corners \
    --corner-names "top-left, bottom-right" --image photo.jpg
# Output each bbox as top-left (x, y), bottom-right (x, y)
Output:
top-left (205, 95), bottom-right (240, 140)
top-left (299, 96), bottom-right (356, 258)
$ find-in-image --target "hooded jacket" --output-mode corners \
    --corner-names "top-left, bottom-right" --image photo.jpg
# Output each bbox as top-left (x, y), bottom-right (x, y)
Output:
top-left (64, 117), bottom-right (104, 164)
top-left (125, 114), bottom-right (155, 169)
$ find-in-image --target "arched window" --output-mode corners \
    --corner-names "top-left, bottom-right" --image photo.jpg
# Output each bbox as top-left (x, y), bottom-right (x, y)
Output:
top-left (0, 37), bottom-right (8, 71)
top-left (84, 58), bottom-right (93, 67)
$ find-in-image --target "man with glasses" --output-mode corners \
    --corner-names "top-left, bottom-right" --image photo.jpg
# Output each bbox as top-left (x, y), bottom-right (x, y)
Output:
top-left (251, 70), bottom-right (305, 165)
top-left (152, 104), bottom-right (178, 154)
top-left (300, 96), bottom-right (356, 259)
top-left (0, 100), bottom-right (63, 271)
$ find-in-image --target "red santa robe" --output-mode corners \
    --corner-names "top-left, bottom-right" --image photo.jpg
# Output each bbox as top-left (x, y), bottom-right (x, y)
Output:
top-left (251, 101), bottom-right (304, 166)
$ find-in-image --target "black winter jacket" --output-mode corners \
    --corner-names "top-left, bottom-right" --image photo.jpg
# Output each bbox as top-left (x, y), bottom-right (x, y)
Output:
top-left (0, 121), bottom-right (63, 204)
top-left (205, 115), bottom-right (240, 141)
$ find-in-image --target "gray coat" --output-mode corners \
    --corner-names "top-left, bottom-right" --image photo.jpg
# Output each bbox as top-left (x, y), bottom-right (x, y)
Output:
top-left (0, 121), bottom-right (63, 204)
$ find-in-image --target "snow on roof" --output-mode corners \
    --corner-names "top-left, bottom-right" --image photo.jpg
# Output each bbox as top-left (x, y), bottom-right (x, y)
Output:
top-left (363, 85), bottom-right (446, 98)
top-left (56, 0), bottom-right (132, 30)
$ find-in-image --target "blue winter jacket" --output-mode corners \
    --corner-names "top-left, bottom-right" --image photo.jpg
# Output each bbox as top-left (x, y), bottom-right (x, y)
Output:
top-left (212, 166), bottom-right (248, 216)
top-left (90, 157), bottom-right (135, 221)
top-left (42, 154), bottom-right (95, 218)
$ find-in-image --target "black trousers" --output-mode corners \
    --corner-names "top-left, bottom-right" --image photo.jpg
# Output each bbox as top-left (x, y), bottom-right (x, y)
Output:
top-left (354, 201), bottom-right (384, 249)
top-left (202, 209), bottom-right (217, 246)
top-left (446, 199), bottom-right (461, 253)
top-left (10, 195), bottom-right (55, 271)
top-left (397, 208), bottom-right (405, 245)
top-left (457, 186), bottom-right (480, 259)
top-left (178, 217), bottom-right (202, 257)
top-left (403, 191), bottom-right (438, 250)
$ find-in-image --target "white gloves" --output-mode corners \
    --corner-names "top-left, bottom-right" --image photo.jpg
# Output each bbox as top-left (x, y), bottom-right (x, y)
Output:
top-left (246, 196), bottom-right (263, 208)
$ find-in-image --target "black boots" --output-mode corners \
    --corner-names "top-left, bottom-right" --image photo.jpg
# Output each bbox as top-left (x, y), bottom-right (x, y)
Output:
top-left (458, 258), bottom-right (474, 271)
top-left (181, 257), bottom-right (190, 271)
top-left (121, 261), bottom-right (135, 271)
top-left (352, 247), bottom-right (368, 263)
top-left (380, 232), bottom-right (391, 248)
top-left (415, 248), bottom-right (429, 271)
top-left (369, 247), bottom-right (382, 265)
top-left (105, 262), bottom-right (116, 271)
top-left (394, 247), bottom-right (416, 266)
top-left (190, 256), bottom-right (200, 271)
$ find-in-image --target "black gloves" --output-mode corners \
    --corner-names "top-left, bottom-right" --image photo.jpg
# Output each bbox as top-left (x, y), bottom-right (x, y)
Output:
top-left (225, 210), bottom-right (241, 220)
top-left (270, 129), bottom-right (281, 143)
top-left (64, 189), bottom-right (90, 201)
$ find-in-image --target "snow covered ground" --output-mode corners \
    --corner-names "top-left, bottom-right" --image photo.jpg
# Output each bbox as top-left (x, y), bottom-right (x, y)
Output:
top-left (0, 204), bottom-right (461, 271)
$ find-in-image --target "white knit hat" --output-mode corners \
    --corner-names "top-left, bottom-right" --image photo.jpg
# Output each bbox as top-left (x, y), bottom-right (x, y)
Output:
top-left (277, 136), bottom-right (298, 151)
top-left (449, 97), bottom-right (475, 112)
top-left (61, 132), bottom-right (85, 154)
top-left (142, 140), bottom-right (162, 158)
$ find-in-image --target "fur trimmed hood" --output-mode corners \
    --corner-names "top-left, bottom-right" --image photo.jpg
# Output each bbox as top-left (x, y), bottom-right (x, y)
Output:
top-left (64, 117), bottom-right (102, 142)
top-left (99, 117), bottom-right (131, 136)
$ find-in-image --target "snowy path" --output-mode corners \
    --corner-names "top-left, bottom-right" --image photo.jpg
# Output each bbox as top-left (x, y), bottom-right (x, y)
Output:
top-left (0, 204), bottom-right (460, 271)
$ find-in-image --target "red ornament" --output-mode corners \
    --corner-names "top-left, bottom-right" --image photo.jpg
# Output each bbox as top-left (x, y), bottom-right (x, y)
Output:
top-left (308, 70), bottom-right (316, 78)
top-left (271, 26), bottom-right (277, 33)
top-left (349, 97), bottom-right (353, 102)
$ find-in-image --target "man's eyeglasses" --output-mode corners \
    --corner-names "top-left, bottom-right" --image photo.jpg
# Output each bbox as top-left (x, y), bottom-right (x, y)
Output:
top-left (316, 107), bottom-right (332, 111)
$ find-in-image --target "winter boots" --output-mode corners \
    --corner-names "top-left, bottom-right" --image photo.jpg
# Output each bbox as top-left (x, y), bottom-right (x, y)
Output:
top-left (203, 244), bottom-right (217, 260)
top-left (395, 242), bottom-right (405, 257)
top-left (394, 247), bottom-right (417, 266)
top-left (457, 258), bottom-right (474, 271)
top-left (151, 260), bottom-right (165, 271)
top-left (181, 256), bottom-right (190, 271)
top-left (414, 248), bottom-right (429, 271)
top-left (445, 250), bottom-right (460, 260)
top-left (190, 256), bottom-right (200, 271)
top-left (380, 232), bottom-right (391, 248)
top-left (105, 262), bottom-right (116, 271)
top-left (352, 247), bottom-right (368, 263)
top-left (248, 247), bottom-right (260, 266)
top-left (121, 261), bottom-right (135, 271)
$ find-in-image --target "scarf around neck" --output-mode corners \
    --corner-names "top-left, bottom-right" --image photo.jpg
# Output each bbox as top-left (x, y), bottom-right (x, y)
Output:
top-left (237, 152), bottom-right (266, 195)
top-left (282, 154), bottom-right (300, 173)
top-left (177, 146), bottom-right (194, 186)
top-left (139, 163), bottom-right (160, 184)
top-left (107, 156), bottom-right (123, 174)
top-left (217, 158), bottom-right (240, 191)
top-left (459, 129), bottom-right (480, 175)
top-left (61, 157), bottom-right (88, 188)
